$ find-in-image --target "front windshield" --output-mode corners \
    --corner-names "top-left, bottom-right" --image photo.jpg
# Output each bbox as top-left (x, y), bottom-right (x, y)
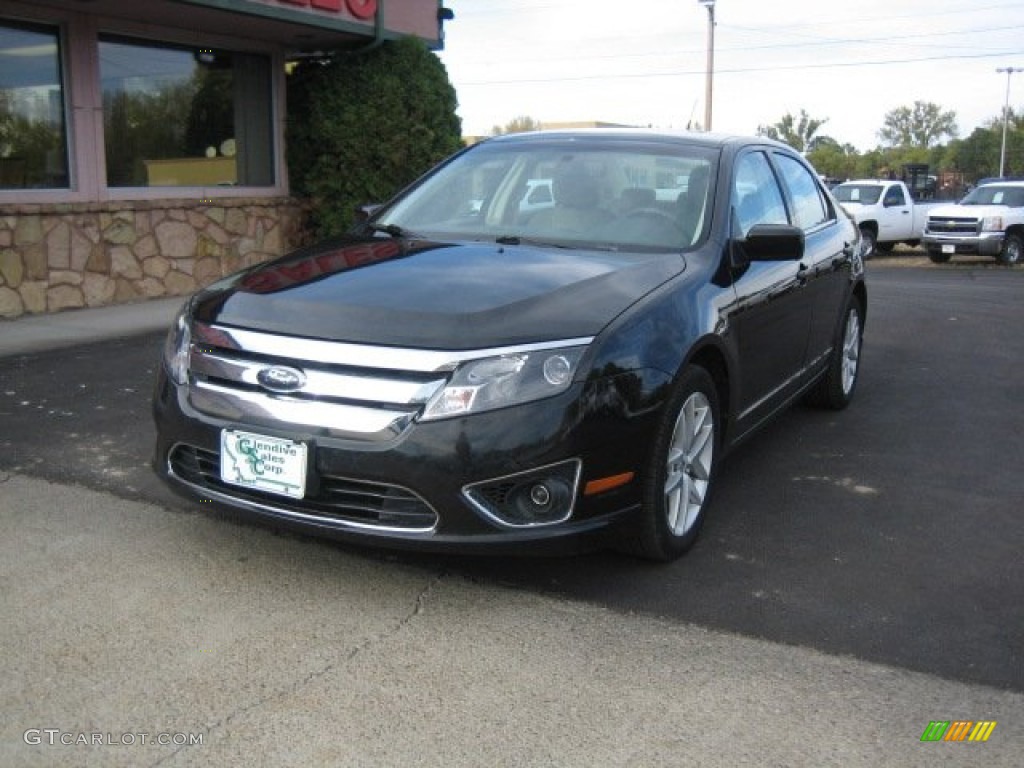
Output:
top-left (960, 185), bottom-right (1024, 206)
top-left (374, 139), bottom-right (719, 251)
top-left (833, 184), bottom-right (882, 205)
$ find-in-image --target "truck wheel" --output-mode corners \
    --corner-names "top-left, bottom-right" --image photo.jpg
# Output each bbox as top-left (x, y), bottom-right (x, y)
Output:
top-left (928, 249), bottom-right (951, 264)
top-left (998, 234), bottom-right (1022, 265)
top-left (876, 242), bottom-right (894, 254)
top-left (859, 227), bottom-right (877, 259)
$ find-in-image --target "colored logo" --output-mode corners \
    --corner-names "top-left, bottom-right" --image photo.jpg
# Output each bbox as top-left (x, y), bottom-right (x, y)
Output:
top-left (256, 366), bottom-right (305, 393)
top-left (920, 720), bottom-right (997, 742)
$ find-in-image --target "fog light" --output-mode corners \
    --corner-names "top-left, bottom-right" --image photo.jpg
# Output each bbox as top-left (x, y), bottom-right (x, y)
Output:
top-left (462, 459), bottom-right (581, 528)
top-left (529, 483), bottom-right (551, 507)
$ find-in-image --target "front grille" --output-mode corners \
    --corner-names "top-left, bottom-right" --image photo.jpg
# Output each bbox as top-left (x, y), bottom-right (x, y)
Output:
top-left (186, 323), bottom-right (449, 442)
top-left (169, 444), bottom-right (438, 531)
top-left (926, 217), bottom-right (981, 235)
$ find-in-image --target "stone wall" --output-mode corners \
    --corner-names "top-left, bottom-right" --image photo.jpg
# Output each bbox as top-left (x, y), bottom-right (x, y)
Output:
top-left (0, 198), bottom-right (310, 319)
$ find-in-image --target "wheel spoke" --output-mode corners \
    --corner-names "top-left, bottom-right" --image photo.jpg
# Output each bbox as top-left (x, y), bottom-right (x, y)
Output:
top-left (666, 476), bottom-right (686, 532)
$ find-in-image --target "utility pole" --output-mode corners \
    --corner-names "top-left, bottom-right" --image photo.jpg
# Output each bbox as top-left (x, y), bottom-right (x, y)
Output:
top-left (996, 66), bottom-right (1022, 178)
top-left (698, 1), bottom-right (716, 132)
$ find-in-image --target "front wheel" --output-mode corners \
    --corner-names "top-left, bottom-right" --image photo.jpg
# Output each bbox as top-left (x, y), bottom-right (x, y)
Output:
top-left (928, 248), bottom-right (952, 264)
top-left (624, 366), bottom-right (719, 561)
top-left (998, 233), bottom-right (1022, 265)
top-left (859, 227), bottom-right (877, 259)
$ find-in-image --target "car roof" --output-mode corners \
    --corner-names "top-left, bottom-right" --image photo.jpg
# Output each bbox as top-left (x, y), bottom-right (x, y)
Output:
top-left (976, 179), bottom-right (1024, 188)
top-left (481, 128), bottom-right (790, 152)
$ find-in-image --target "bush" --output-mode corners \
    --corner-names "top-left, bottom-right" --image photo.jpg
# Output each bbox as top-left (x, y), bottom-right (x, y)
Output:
top-left (287, 38), bottom-right (464, 237)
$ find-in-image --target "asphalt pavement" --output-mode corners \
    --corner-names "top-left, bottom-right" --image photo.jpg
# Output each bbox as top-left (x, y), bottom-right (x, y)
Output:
top-left (1, 275), bottom-right (1022, 766)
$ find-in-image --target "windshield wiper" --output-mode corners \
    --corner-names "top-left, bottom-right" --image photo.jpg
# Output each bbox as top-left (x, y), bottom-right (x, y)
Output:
top-left (496, 234), bottom-right (622, 252)
top-left (369, 223), bottom-right (415, 238)
top-left (495, 234), bottom-right (575, 249)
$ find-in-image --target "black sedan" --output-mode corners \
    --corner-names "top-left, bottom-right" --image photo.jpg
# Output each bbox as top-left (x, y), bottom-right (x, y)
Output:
top-left (153, 130), bottom-right (866, 560)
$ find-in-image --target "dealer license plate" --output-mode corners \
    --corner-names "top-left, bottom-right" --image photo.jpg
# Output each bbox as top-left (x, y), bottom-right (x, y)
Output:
top-left (942, 244), bottom-right (955, 254)
top-left (220, 430), bottom-right (307, 499)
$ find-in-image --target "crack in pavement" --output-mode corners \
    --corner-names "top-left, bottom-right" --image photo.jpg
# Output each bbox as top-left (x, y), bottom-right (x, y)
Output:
top-left (147, 570), bottom-right (447, 767)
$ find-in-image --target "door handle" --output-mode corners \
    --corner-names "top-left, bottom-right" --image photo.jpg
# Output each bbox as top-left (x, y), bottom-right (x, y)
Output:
top-left (796, 263), bottom-right (810, 286)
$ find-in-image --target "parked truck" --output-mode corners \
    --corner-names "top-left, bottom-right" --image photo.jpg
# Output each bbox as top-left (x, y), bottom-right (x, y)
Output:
top-left (921, 180), bottom-right (1024, 265)
top-left (832, 179), bottom-right (942, 258)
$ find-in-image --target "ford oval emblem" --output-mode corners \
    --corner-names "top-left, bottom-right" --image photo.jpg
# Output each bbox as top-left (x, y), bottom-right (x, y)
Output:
top-left (257, 366), bottom-right (306, 393)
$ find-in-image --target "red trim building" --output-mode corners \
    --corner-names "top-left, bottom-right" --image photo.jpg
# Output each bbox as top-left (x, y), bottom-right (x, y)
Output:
top-left (0, 0), bottom-right (450, 318)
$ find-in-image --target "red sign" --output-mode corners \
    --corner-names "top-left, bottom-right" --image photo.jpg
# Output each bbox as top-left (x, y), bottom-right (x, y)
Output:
top-left (274, 0), bottom-right (377, 21)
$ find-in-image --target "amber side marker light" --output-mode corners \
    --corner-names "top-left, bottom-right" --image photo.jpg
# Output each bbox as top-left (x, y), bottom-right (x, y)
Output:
top-left (584, 472), bottom-right (635, 496)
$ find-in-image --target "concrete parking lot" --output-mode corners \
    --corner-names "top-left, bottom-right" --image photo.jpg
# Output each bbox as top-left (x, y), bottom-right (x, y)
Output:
top-left (1, 262), bottom-right (1022, 765)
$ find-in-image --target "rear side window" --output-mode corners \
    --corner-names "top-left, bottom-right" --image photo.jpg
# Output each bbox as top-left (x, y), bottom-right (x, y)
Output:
top-left (774, 153), bottom-right (831, 231)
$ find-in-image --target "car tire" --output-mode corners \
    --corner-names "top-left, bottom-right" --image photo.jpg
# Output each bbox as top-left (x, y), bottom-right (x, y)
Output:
top-left (624, 366), bottom-right (719, 561)
top-left (859, 227), bottom-right (877, 259)
top-left (809, 297), bottom-right (864, 410)
top-left (998, 233), bottom-right (1022, 265)
top-left (876, 241), bottom-right (894, 254)
top-left (928, 248), bottom-right (951, 264)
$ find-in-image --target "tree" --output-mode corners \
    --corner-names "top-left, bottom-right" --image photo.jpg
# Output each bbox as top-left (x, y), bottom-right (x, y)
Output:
top-left (946, 109), bottom-right (1024, 179)
top-left (806, 137), bottom-right (859, 181)
top-left (878, 101), bottom-right (957, 148)
top-left (287, 38), bottom-right (464, 237)
top-left (490, 116), bottom-right (541, 136)
top-left (756, 110), bottom-right (829, 153)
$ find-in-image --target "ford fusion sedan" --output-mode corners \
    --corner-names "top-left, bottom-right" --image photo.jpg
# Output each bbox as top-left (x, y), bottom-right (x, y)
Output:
top-left (153, 130), bottom-right (866, 560)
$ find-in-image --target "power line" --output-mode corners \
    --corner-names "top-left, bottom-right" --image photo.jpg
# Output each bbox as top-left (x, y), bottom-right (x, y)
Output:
top-left (456, 49), bottom-right (1024, 87)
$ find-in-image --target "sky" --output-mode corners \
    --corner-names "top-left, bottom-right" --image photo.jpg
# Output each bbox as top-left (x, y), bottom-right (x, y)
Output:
top-left (436, 0), bottom-right (1024, 151)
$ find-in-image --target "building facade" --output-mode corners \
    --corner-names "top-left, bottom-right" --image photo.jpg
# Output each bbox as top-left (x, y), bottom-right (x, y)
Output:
top-left (0, 0), bottom-right (448, 318)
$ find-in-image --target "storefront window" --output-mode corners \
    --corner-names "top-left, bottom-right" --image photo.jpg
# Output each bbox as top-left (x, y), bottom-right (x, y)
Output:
top-left (0, 20), bottom-right (69, 190)
top-left (99, 37), bottom-right (274, 188)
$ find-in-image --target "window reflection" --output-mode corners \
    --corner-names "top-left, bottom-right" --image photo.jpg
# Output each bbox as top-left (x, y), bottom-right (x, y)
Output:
top-left (0, 21), bottom-right (69, 189)
top-left (100, 37), bottom-right (273, 188)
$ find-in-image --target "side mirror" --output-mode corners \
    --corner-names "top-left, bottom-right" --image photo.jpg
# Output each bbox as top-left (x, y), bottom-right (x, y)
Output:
top-left (354, 204), bottom-right (382, 223)
top-left (740, 223), bottom-right (805, 262)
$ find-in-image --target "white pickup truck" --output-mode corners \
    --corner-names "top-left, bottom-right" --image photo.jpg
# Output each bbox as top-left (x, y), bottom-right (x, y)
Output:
top-left (921, 181), bottom-right (1024, 264)
top-left (832, 179), bottom-right (940, 257)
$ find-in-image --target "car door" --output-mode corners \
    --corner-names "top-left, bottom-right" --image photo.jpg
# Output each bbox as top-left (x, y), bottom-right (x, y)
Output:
top-left (879, 183), bottom-right (912, 241)
top-left (771, 151), bottom-right (853, 367)
top-left (727, 149), bottom-right (814, 432)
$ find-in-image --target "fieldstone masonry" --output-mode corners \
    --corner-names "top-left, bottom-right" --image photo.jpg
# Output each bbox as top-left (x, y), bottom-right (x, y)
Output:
top-left (0, 198), bottom-right (309, 319)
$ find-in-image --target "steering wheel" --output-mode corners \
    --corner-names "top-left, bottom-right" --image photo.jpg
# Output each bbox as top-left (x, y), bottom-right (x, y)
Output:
top-left (622, 207), bottom-right (685, 233)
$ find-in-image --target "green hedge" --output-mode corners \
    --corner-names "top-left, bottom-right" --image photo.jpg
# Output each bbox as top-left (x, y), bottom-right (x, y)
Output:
top-left (287, 38), bottom-right (464, 238)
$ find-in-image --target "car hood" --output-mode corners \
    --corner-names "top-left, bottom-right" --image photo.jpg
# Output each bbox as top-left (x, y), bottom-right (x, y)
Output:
top-left (836, 202), bottom-right (872, 221)
top-left (927, 203), bottom-right (1003, 219)
top-left (192, 237), bottom-right (686, 349)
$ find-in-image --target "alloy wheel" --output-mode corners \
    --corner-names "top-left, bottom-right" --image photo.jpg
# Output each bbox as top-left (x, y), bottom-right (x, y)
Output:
top-left (664, 392), bottom-right (715, 536)
top-left (841, 309), bottom-right (861, 395)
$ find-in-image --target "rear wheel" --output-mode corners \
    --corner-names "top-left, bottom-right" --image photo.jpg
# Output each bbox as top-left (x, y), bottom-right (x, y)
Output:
top-left (998, 233), bottom-right (1022, 265)
top-left (809, 298), bottom-right (864, 410)
top-left (624, 366), bottom-right (719, 561)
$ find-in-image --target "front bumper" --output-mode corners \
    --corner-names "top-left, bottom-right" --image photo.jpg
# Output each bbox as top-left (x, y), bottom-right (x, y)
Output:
top-left (152, 364), bottom-right (661, 553)
top-left (921, 231), bottom-right (1004, 256)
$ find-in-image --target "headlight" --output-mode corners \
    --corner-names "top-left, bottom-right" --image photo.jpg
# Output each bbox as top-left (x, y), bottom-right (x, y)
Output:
top-left (981, 216), bottom-right (1004, 232)
top-left (420, 345), bottom-right (587, 421)
top-left (162, 306), bottom-right (191, 386)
